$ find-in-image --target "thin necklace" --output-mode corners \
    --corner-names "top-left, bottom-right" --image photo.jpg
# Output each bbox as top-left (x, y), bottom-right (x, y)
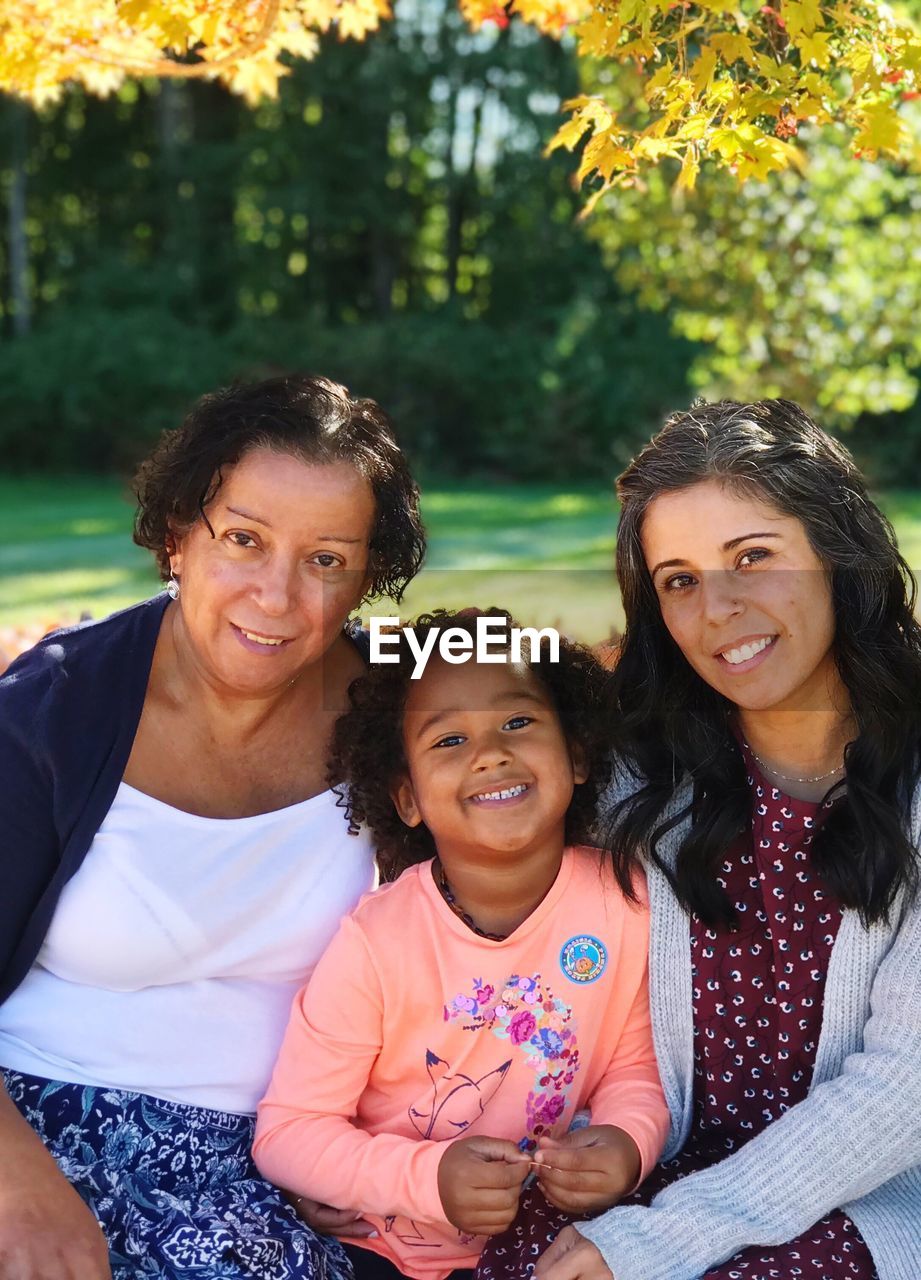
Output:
top-left (433, 859), bottom-right (508, 941)
top-left (742, 740), bottom-right (845, 786)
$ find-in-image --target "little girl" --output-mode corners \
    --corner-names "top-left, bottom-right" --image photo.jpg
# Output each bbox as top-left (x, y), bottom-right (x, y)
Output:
top-left (254, 611), bottom-right (668, 1280)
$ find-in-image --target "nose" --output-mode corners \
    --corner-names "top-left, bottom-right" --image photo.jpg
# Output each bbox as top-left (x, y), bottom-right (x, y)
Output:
top-left (254, 554), bottom-right (299, 618)
top-left (700, 570), bottom-right (744, 627)
top-left (471, 729), bottom-right (513, 771)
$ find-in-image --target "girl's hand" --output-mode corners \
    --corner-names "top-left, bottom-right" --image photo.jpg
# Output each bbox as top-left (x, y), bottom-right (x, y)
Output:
top-left (286, 1193), bottom-right (377, 1238)
top-left (437, 1134), bottom-right (531, 1236)
top-left (534, 1226), bottom-right (613, 1280)
top-left (532, 1125), bottom-right (641, 1214)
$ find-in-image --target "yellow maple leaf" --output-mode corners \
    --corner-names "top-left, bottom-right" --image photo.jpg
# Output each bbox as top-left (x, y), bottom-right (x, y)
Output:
top-left (619, 35), bottom-right (658, 60)
top-left (797, 94), bottom-right (830, 120)
top-left (577, 132), bottom-right (632, 182)
top-left (676, 145), bottom-right (700, 191)
top-left (187, 10), bottom-right (227, 45)
top-left (135, 2), bottom-right (198, 50)
top-left (853, 101), bottom-right (909, 158)
top-left (709, 31), bottom-right (755, 66)
top-left (754, 51), bottom-right (798, 87)
top-left (796, 30), bottom-right (832, 68)
top-left (690, 44), bottom-right (718, 95)
top-left (576, 9), bottom-right (622, 57)
top-left (512, 0), bottom-right (588, 31)
top-left (226, 48), bottom-right (286, 102)
top-left (633, 135), bottom-right (683, 159)
top-left (709, 120), bottom-right (804, 177)
top-left (708, 124), bottom-right (747, 161)
top-left (119, 0), bottom-right (155, 28)
top-left (899, 37), bottom-right (921, 76)
top-left (546, 111), bottom-right (593, 155)
top-left (299, 0), bottom-right (345, 29)
top-left (781, 0), bottom-right (824, 40)
top-left (271, 21), bottom-right (319, 58)
top-left (644, 58), bottom-right (673, 101)
top-left (337, 0), bottom-right (389, 41)
top-left (678, 112), bottom-right (711, 141)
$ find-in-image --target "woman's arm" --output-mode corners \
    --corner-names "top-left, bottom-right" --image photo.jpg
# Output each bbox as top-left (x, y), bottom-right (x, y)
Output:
top-left (557, 886), bottom-right (921, 1280)
top-left (253, 915), bottom-right (451, 1226)
top-left (0, 1081), bottom-right (110, 1280)
top-left (0, 658), bottom-right (64, 999)
top-left (0, 664), bottom-right (112, 1277)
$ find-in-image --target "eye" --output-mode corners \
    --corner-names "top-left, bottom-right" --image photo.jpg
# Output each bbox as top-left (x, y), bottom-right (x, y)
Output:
top-left (662, 572), bottom-right (697, 593)
top-left (227, 531), bottom-right (258, 549)
top-left (504, 715), bottom-right (534, 731)
top-left (737, 547), bottom-right (772, 569)
top-left (312, 552), bottom-right (343, 569)
top-left (432, 733), bottom-right (465, 749)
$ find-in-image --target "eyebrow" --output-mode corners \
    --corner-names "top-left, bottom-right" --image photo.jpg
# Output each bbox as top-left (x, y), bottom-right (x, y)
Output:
top-left (413, 689), bottom-right (548, 740)
top-left (650, 532), bottom-right (782, 579)
top-left (225, 506), bottom-right (365, 542)
top-left (226, 505), bottom-right (271, 526)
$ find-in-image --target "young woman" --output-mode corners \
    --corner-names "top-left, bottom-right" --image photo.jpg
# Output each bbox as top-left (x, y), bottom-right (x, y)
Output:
top-left (481, 399), bottom-right (921, 1280)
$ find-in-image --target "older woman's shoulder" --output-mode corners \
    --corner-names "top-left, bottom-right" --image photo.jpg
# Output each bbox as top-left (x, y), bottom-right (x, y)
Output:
top-left (0, 594), bottom-right (168, 740)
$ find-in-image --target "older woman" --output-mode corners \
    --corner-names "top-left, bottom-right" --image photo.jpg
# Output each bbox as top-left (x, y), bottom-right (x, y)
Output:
top-left (0, 374), bottom-right (425, 1280)
top-left (478, 399), bottom-right (921, 1280)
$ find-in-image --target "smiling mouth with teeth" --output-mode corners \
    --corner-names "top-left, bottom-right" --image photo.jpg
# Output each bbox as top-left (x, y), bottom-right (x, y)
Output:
top-left (721, 636), bottom-right (775, 666)
top-left (470, 783), bottom-right (530, 803)
top-left (238, 627), bottom-right (288, 647)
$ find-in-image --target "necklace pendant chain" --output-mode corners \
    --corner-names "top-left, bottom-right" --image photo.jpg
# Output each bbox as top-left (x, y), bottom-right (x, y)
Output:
top-left (434, 859), bottom-right (508, 942)
top-left (742, 740), bottom-right (845, 786)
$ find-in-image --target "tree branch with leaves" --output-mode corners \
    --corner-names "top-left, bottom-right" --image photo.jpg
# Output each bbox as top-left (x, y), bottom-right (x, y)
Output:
top-left (1, 0), bottom-right (918, 189)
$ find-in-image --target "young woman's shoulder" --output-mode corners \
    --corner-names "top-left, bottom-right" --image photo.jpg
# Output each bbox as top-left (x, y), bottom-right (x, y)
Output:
top-left (596, 755), bottom-right (646, 819)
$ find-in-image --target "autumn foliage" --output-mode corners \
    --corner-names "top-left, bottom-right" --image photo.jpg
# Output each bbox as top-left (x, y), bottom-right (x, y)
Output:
top-left (1, 0), bottom-right (919, 195)
top-left (551, 0), bottom-right (921, 203)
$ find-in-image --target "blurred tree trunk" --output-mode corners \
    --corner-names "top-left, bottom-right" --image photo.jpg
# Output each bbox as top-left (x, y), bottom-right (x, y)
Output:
top-left (157, 79), bottom-right (184, 260)
top-left (8, 97), bottom-right (31, 336)
top-left (446, 88), bottom-right (482, 300)
top-left (370, 219), bottom-right (394, 316)
top-left (189, 79), bottom-right (241, 326)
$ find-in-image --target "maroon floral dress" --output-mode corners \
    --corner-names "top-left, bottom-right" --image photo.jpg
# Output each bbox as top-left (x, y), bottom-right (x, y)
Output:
top-left (475, 754), bottom-right (878, 1280)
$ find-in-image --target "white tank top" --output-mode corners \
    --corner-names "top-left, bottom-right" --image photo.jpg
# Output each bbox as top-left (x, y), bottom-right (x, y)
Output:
top-left (0, 782), bottom-right (374, 1113)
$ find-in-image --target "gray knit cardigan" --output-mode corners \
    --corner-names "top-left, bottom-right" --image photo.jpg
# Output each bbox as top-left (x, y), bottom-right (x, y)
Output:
top-left (578, 779), bottom-right (921, 1280)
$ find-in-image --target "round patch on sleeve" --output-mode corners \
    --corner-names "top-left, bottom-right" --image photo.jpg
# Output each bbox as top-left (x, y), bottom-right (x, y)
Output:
top-left (559, 935), bottom-right (607, 984)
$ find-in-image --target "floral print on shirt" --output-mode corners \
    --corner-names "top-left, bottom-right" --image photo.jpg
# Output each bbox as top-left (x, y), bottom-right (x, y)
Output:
top-left (444, 973), bottom-right (580, 1151)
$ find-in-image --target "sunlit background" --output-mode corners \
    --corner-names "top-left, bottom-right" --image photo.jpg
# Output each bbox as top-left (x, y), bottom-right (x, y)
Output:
top-left (2, 0), bottom-right (920, 657)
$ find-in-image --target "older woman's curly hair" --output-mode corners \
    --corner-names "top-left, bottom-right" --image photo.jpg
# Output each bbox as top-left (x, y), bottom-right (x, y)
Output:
top-left (329, 610), bottom-right (616, 882)
top-left (133, 373), bottom-right (425, 602)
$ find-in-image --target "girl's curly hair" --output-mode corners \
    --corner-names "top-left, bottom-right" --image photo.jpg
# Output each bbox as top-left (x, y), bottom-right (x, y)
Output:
top-left (328, 609), bottom-right (615, 882)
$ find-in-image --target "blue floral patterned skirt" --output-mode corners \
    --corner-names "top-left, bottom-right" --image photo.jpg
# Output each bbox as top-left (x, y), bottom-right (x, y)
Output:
top-left (2, 1067), bottom-right (353, 1280)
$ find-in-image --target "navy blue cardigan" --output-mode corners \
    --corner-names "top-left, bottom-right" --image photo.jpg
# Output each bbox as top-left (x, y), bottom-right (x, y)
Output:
top-left (0, 594), bottom-right (168, 1004)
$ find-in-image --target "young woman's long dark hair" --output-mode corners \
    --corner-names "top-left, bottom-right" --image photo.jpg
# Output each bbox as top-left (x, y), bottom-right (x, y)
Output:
top-left (602, 398), bottom-right (921, 928)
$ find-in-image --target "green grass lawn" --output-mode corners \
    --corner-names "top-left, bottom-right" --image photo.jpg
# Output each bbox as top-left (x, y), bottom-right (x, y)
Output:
top-left (3, 476), bottom-right (921, 645)
top-left (0, 476), bottom-right (623, 643)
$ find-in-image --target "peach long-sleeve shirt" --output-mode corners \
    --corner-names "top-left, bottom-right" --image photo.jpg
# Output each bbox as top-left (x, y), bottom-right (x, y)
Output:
top-left (254, 848), bottom-right (668, 1279)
